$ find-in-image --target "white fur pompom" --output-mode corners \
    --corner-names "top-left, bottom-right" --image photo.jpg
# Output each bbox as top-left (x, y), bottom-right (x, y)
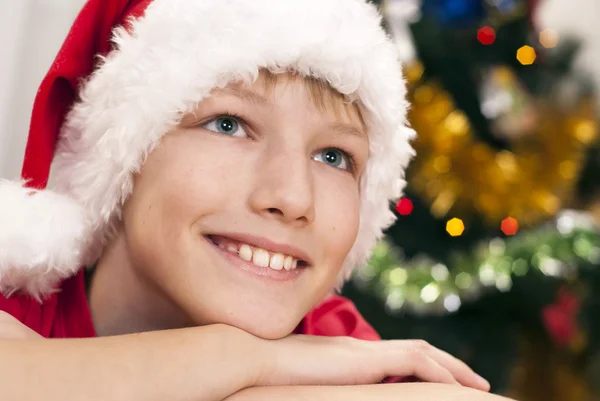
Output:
top-left (0, 180), bottom-right (93, 300)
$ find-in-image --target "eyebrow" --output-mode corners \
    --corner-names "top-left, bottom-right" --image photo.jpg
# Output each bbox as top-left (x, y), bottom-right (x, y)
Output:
top-left (218, 87), bottom-right (273, 109)
top-left (328, 123), bottom-right (368, 143)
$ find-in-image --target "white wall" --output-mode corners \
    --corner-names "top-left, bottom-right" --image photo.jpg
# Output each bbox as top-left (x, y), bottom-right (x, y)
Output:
top-left (0, 0), bottom-right (85, 179)
top-left (0, 0), bottom-right (31, 179)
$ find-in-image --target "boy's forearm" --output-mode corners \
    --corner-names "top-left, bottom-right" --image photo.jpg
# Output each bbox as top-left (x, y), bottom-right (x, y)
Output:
top-left (224, 383), bottom-right (515, 401)
top-left (0, 324), bottom-right (263, 401)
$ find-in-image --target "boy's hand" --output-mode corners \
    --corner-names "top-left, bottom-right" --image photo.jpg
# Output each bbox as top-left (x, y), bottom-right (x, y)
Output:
top-left (258, 335), bottom-right (490, 392)
top-left (0, 311), bottom-right (44, 340)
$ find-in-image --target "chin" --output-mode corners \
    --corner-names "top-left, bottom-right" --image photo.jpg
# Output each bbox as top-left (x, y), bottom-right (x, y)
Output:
top-left (218, 309), bottom-right (301, 340)
top-left (242, 321), bottom-right (296, 340)
top-left (179, 279), bottom-right (313, 339)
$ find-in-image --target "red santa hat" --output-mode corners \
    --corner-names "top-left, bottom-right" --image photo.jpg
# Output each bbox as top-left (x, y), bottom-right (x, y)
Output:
top-left (0, 0), bottom-right (415, 300)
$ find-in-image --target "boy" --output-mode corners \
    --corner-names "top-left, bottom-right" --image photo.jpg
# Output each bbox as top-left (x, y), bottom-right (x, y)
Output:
top-left (0, 0), bottom-right (513, 400)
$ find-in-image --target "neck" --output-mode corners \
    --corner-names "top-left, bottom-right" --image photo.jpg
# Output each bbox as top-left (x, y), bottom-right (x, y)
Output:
top-left (88, 234), bottom-right (192, 336)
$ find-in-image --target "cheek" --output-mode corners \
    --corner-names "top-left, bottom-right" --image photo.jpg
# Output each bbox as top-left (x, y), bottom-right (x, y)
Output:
top-left (316, 178), bottom-right (361, 271)
top-left (135, 135), bottom-right (243, 222)
top-left (122, 135), bottom-right (243, 269)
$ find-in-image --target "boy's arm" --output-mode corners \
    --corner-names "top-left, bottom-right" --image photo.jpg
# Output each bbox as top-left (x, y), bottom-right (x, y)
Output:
top-left (225, 383), bottom-right (515, 401)
top-left (0, 311), bottom-right (491, 399)
top-left (0, 324), bottom-right (263, 401)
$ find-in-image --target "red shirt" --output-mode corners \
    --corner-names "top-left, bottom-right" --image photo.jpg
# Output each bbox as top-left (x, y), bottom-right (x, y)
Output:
top-left (0, 270), bottom-right (380, 340)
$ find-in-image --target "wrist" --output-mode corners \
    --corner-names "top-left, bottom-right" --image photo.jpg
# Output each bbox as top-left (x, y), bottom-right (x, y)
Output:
top-left (208, 324), bottom-right (268, 389)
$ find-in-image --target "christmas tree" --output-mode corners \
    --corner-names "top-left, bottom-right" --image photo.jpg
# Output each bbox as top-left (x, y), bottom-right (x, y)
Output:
top-left (343, 1), bottom-right (600, 399)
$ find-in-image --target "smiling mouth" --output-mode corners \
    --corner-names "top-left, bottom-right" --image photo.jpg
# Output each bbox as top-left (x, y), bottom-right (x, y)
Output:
top-left (204, 234), bottom-right (309, 272)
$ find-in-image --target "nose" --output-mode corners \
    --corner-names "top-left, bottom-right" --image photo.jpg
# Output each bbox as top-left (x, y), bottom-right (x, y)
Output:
top-left (248, 142), bottom-right (316, 226)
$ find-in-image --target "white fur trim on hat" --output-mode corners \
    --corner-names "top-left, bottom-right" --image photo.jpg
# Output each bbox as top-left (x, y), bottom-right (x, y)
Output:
top-left (0, 180), bottom-right (93, 300)
top-left (2, 0), bottom-right (415, 299)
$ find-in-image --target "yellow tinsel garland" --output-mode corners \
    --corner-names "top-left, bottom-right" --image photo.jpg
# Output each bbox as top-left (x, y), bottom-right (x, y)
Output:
top-left (404, 62), bottom-right (598, 227)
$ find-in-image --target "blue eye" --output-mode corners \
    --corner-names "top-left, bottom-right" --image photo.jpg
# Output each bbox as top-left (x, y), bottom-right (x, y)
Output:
top-left (202, 116), bottom-right (247, 137)
top-left (314, 148), bottom-right (353, 171)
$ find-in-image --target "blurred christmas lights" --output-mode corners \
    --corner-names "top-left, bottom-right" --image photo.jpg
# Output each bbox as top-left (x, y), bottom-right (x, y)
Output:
top-left (356, 212), bottom-right (599, 316)
top-left (446, 218), bottom-right (465, 236)
top-left (501, 217), bottom-right (519, 235)
top-left (539, 29), bottom-right (560, 49)
top-left (477, 26), bottom-right (496, 45)
top-left (396, 198), bottom-right (414, 216)
top-left (517, 45), bottom-right (536, 65)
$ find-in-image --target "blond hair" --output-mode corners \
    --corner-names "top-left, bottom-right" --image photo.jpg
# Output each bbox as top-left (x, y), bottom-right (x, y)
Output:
top-left (260, 70), bottom-right (366, 130)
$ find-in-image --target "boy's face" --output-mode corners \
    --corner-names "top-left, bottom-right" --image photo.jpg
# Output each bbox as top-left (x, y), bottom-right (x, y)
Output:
top-left (120, 73), bottom-right (369, 339)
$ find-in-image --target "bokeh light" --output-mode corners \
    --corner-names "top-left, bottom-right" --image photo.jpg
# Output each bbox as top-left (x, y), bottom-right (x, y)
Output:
top-left (501, 217), bottom-right (519, 235)
top-left (396, 198), bottom-right (414, 216)
top-left (477, 26), bottom-right (496, 45)
top-left (446, 218), bottom-right (465, 236)
top-left (539, 29), bottom-right (560, 48)
top-left (517, 45), bottom-right (536, 65)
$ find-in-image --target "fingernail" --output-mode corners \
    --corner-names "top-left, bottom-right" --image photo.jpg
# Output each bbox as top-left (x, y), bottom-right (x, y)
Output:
top-left (476, 374), bottom-right (490, 390)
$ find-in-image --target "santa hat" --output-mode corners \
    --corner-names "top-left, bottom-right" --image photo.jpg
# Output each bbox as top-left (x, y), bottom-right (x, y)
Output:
top-left (0, 0), bottom-right (415, 300)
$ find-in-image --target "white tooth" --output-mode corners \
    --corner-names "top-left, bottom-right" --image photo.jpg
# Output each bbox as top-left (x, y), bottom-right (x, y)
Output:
top-left (283, 256), bottom-right (293, 270)
top-left (253, 248), bottom-right (270, 267)
top-left (292, 259), bottom-right (298, 270)
top-left (239, 244), bottom-right (253, 261)
top-left (218, 243), bottom-right (225, 249)
top-left (269, 253), bottom-right (285, 270)
top-left (227, 245), bottom-right (238, 253)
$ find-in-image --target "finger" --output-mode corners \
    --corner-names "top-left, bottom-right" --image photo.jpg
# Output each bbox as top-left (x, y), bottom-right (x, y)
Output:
top-left (391, 350), bottom-right (459, 386)
top-left (424, 346), bottom-right (490, 391)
